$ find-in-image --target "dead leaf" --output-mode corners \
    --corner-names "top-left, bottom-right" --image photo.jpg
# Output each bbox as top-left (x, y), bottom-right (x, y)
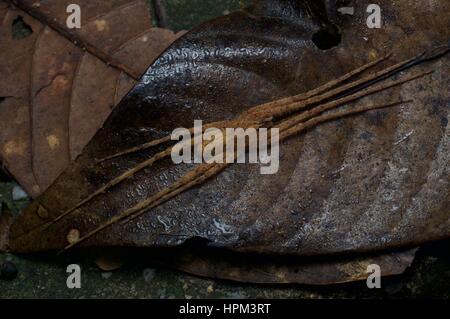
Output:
top-left (0, 0), bottom-right (181, 197)
top-left (0, 202), bottom-right (13, 251)
top-left (158, 245), bottom-right (418, 285)
top-left (7, 0), bottom-right (450, 285)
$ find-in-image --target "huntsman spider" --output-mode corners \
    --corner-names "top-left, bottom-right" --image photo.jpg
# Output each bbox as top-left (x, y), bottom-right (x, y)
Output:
top-left (23, 45), bottom-right (450, 252)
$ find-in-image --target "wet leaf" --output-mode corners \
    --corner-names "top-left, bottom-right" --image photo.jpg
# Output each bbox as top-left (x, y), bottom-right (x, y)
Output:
top-left (7, 0), bottom-right (450, 284)
top-left (0, 0), bottom-right (181, 197)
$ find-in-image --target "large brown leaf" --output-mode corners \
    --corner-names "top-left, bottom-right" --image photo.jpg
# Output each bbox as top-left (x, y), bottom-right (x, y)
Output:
top-left (8, 0), bottom-right (449, 286)
top-left (0, 0), bottom-right (180, 197)
top-left (157, 245), bottom-right (418, 285)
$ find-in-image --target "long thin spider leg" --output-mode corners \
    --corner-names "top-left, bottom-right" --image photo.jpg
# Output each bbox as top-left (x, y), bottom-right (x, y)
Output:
top-left (279, 100), bottom-right (413, 140)
top-left (96, 135), bottom-right (173, 163)
top-left (61, 162), bottom-right (229, 252)
top-left (246, 53), bottom-right (390, 116)
top-left (289, 54), bottom-right (391, 98)
top-left (267, 51), bottom-right (426, 118)
top-left (96, 54), bottom-right (390, 163)
top-left (42, 147), bottom-right (174, 230)
top-left (41, 131), bottom-right (223, 232)
top-left (119, 164), bottom-right (230, 225)
top-left (277, 70), bottom-right (432, 132)
top-left (96, 120), bottom-right (231, 163)
top-left (62, 100), bottom-right (410, 252)
top-left (315, 44), bottom-right (448, 106)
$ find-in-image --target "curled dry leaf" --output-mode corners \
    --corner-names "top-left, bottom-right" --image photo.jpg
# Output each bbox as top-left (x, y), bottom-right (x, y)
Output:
top-left (157, 245), bottom-right (418, 285)
top-left (6, 0), bottom-right (450, 284)
top-left (0, 0), bottom-right (181, 197)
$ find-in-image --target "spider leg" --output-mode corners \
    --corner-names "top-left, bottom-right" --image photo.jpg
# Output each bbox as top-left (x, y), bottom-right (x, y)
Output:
top-left (270, 52), bottom-right (425, 118)
top-left (61, 99), bottom-right (412, 252)
top-left (61, 162), bottom-right (228, 252)
top-left (279, 100), bottom-right (412, 141)
top-left (277, 70), bottom-right (431, 132)
top-left (96, 54), bottom-right (390, 163)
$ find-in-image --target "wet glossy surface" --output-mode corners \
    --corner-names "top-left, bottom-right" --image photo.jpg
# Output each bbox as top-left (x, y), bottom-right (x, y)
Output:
top-left (10, 0), bottom-right (450, 260)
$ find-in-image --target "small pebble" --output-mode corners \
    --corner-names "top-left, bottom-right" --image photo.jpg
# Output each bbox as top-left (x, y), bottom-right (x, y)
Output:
top-left (143, 268), bottom-right (155, 282)
top-left (101, 272), bottom-right (113, 280)
top-left (66, 229), bottom-right (80, 244)
top-left (0, 261), bottom-right (18, 281)
top-left (12, 186), bottom-right (29, 201)
top-left (37, 205), bottom-right (49, 219)
top-left (207, 285), bottom-right (214, 294)
top-left (157, 288), bottom-right (166, 298)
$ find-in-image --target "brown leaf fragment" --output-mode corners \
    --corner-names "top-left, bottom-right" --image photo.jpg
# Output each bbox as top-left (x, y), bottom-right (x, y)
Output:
top-left (111, 28), bottom-right (186, 76)
top-left (31, 28), bottom-right (85, 190)
top-left (0, 0), bottom-right (180, 196)
top-left (68, 52), bottom-right (124, 159)
top-left (9, 0), bottom-right (150, 79)
top-left (0, 7), bottom-right (43, 197)
top-left (159, 246), bottom-right (418, 285)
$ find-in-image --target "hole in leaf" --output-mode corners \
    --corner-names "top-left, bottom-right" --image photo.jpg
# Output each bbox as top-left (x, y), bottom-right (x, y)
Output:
top-left (312, 25), bottom-right (342, 50)
top-left (12, 16), bottom-right (33, 40)
top-left (182, 236), bottom-right (213, 248)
